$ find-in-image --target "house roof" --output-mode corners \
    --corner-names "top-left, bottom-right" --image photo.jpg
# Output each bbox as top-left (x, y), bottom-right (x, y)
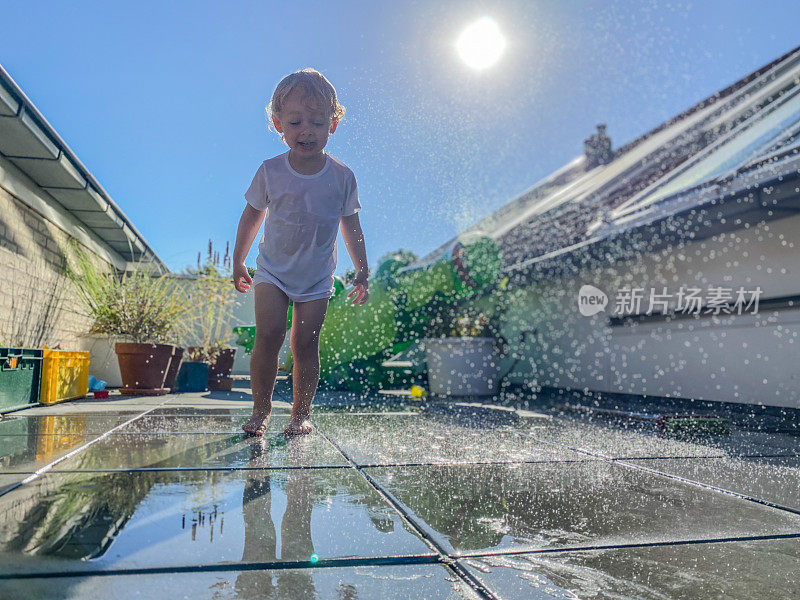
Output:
top-left (417, 44), bottom-right (800, 277)
top-left (0, 63), bottom-right (166, 271)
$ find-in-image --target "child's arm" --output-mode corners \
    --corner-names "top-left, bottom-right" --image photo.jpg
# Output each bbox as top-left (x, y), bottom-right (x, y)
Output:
top-left (232, 204), bottom-right (266, 293)
top-left (340, 213), bottom-right (369, 305)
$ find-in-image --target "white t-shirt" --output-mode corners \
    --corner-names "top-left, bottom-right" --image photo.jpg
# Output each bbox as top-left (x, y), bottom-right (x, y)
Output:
top-left (244, 151), bottom-right (361, 301)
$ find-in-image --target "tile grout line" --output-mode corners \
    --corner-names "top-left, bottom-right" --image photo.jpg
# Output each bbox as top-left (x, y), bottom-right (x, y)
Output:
top-left (522, 432), bottom-right (800, 518)
top-left (0, 554), bottom-right (442, 580)
top-left (0, 397), bottom-right (175, 499)
top-left (311, 420), bottom-right (501, 600)
top-left (612, 456), bottom-right (800, 516)
top-left (27, 465), bottom-right (351, 473)
top-left (454, 532), bottom-right (800, 560)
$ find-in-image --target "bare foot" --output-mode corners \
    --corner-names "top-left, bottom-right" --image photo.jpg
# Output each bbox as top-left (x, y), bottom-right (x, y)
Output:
top-left (284, 415), bottom-right (313, 437)
top-left (242, 409), bottom-right (272, 436)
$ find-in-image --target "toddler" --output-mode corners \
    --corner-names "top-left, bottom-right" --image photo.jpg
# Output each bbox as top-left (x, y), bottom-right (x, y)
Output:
top-left (233, 68), bottom-right (369, 437)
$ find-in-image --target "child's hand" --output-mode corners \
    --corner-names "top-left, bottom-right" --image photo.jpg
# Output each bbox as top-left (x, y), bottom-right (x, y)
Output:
top-left (233, 263), bottom-right (253, 293)
top-left (347, 271), bottom-right (369, 306)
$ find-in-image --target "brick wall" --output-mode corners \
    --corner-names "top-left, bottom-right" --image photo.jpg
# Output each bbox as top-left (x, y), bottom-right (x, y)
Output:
top-left (0, 186), bottom-right (111, 349)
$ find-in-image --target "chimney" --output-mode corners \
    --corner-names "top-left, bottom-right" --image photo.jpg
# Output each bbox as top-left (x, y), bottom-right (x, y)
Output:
top-left (584, 124), bottom-right (613, 169)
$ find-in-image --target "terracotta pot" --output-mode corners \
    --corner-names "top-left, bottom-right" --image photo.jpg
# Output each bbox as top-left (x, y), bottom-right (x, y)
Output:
top-left (115, 342), bottom-right (175, 396)
top-left (208, 348), bottom-right (236, 391)
top-left (186, 347), bottom-right (237, 391)
top-left (163, 346), bottom-right (185, 391)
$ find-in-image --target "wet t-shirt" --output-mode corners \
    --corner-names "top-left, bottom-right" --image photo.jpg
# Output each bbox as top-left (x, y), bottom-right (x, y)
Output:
top-left (244, 151), bottom-right (361, 301)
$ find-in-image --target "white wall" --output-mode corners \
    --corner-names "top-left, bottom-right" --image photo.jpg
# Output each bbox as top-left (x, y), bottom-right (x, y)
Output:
top-left (500, 213), bottom-right (800, 408)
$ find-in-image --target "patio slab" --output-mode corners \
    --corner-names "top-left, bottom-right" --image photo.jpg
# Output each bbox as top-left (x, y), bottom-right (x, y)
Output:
top-left (313, 412), bottom-right (587, 465)
top-left (0, 473), bottom-right (27, 494)
top-left (365, 462), bottom-right (800, 556)
top-left (523, 416), bottom-right (767, 459)
top-left (0, 413), bottom-right (152, 435)
top-left (53, 430), bottom-right (348, 470)
top-left (708, 429), bottom-right (800, 457)
top-left (0, 563), bottom-right (481, 600)
top-left (460, 537), bottom-right (800, 599)
top-left (275, 378), bottom-right (426, 413)
top-left (0, 433), bottom-right (101, 473)
top-left (1, 382), bottom-right (797, 597)
top-left (146, 406), bottom-right (290, 416)
top-left (0, 467), bottom-right (433, 576)
top-left (115, 413), bottom-right (287, 433)
top-left (625, 455), bottom-right (800, 510)
top-left (13, 397), bottom-right (168, 415)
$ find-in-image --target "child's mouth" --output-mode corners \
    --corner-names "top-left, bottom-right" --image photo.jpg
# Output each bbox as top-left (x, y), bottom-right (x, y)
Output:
top-left (298, 141), bottom-right (316, 150)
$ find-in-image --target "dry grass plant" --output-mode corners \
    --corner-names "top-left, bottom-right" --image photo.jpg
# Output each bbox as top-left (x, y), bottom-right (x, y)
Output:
top-left (182, 263), bottom-right (238, 364)
top-left (67, 245), bottom-right (191, 345)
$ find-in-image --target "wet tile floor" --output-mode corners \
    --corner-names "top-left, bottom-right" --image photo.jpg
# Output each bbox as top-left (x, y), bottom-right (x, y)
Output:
top-left (0, 377), bottom-right (797, 599)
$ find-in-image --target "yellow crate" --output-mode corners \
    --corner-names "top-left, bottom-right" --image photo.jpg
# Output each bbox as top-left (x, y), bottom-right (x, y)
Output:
top-left (39, 350), bottom-right (90, 405)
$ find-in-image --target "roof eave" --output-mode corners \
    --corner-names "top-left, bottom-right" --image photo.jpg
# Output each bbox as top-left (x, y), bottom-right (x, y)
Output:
top-left (0, 63), bottom-right (167, 273)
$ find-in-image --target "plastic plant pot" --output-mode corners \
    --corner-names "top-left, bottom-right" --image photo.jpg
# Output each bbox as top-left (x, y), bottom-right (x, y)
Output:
top-left (176, 361), bottom-right (209, 393)
top-left (423, 337), bottom-right (501, 396)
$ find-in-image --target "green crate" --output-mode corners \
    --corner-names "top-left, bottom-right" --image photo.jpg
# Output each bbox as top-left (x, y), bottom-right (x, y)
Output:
top-left (0, 347), bottom-right (43, 412)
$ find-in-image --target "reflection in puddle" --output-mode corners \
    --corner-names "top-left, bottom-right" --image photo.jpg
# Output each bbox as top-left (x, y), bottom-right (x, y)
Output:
top-left (235, 440), bottom-right (316, 597)
top-left (0, 432), bottom-right (428, 578)
top-left (0, 416), bottom-right (90, 472)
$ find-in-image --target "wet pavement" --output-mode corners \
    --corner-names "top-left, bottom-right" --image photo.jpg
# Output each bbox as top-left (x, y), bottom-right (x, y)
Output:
top-left (0, 377), bottom-right (797, 599)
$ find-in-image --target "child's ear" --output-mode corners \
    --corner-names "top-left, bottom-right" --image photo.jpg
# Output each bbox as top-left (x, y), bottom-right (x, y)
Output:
top-left (330, 120), bottom-right (339, 134)
top-left (272, 116), bottom-right (283, 133)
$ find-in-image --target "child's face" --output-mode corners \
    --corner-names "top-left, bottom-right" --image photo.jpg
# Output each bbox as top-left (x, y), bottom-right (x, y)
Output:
top-left (273, 89), bottom-right (338, 158)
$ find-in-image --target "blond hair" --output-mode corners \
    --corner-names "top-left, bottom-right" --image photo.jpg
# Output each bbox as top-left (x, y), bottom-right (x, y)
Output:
top-left (267, 68), bottom-right (345, 131)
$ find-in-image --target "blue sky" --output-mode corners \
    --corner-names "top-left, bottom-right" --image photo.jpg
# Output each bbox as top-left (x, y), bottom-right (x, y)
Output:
top-left (2, 0), bottom-right (799, 274)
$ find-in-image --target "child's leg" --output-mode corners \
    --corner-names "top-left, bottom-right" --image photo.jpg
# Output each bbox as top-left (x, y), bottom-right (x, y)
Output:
top-left (285, 296), bottom-right (329, 435)
top-left (243, 282), bottom-right (290, 435)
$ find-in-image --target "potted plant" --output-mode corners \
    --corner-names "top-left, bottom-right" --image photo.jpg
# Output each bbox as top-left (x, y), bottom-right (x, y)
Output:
top-left (67, 247), bottom-right (192, 396)
top-left (422, 307), bottom-right (502, 396)
top-left (182, 243), bottom-right (238, 391)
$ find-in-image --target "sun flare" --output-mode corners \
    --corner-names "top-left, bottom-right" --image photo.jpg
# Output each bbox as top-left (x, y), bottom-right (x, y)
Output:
top-left (456, 17), bottom-right (506, 70)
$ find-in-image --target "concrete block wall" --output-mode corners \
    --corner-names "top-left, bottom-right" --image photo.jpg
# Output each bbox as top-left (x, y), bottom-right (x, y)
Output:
top-left (0, 186), bottom-right (105, 349)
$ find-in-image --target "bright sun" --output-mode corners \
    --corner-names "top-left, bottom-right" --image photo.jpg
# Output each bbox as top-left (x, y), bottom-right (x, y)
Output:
top-left (456, 17), bottom-right (506, 70)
